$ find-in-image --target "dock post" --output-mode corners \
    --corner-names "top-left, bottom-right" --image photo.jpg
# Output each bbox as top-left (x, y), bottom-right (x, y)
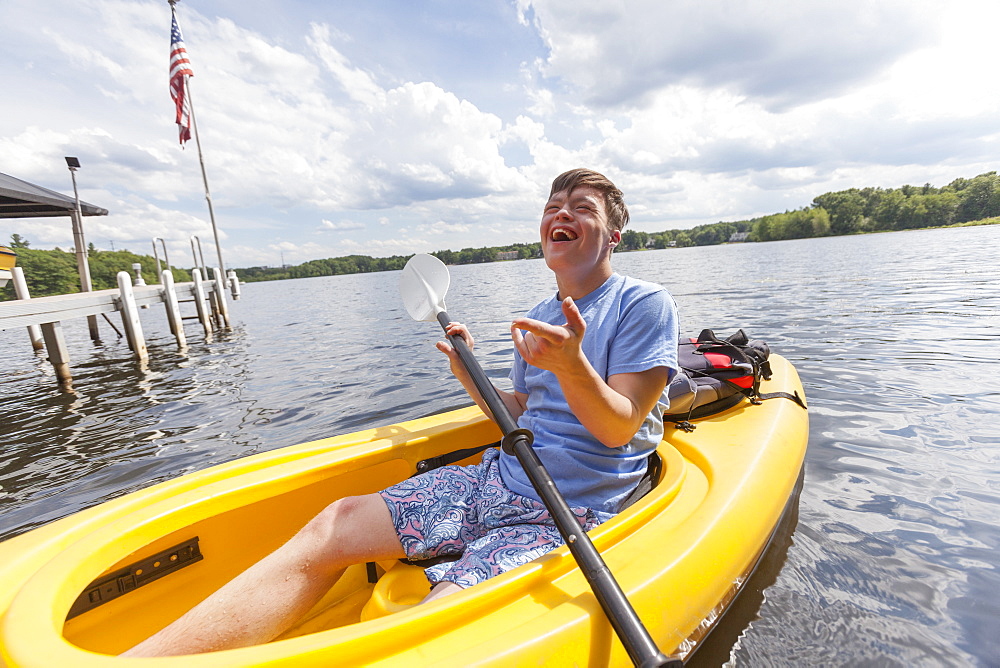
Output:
top-left (11, 267), bottom-right (44, 350)
top-left (227, 269), bottom-right (241, 300)
top-left (161, 270), bottom-right (187, 348)
top-left (192, 269), bottom-right (214, 340)
top-left (212, 267), bottom-right (231, 329)
top-left (116, 271), bottom-right (148, 361)
top-left (39, 320), bottom-right (72, 385)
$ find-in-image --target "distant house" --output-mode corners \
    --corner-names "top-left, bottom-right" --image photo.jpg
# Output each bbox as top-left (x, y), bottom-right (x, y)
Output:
top-left (728, 232), bottom-right (750, 243)
top-left (497, 250), bottom-right (519, 261)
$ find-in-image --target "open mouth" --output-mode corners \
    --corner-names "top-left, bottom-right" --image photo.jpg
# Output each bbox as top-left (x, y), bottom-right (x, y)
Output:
top-left (550, 226), bottom-right (578, 241)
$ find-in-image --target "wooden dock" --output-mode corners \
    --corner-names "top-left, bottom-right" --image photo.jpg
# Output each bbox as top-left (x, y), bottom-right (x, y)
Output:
top-left (1, 267), bottom-right (240, 387)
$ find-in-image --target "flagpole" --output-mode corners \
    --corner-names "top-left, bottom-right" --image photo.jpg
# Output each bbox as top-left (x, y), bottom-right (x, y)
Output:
top-left (183, 78), bottom-right (226, 277)
top-left (168, 0), bottom-right (226, 277)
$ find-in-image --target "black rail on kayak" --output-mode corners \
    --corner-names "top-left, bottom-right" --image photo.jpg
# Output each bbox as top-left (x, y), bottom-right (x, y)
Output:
top-left (67, 536), bottom-right (203, 620)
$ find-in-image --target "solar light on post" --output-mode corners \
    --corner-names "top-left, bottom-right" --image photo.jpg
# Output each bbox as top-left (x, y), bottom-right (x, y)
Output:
top-left (132, 263), bottom-right (147, 287)
top-left (65, 156), bottom-right (100, 340)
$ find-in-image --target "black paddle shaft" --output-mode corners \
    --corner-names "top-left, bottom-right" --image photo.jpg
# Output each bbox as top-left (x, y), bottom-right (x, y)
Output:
top-left (436, 311), bottom-right (679, 668)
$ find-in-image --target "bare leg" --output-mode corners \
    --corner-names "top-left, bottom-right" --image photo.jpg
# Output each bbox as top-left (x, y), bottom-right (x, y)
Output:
top-left (123, 493), bottom-right (404, 657)
top-left (420, 581), bottom-right (463, 604)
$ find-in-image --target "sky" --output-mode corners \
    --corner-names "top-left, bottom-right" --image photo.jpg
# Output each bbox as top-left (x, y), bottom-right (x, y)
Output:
top-left (2, 0), bottom-right (999, 269)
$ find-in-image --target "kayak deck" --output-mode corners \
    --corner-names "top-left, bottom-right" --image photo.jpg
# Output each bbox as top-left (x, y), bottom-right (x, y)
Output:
top-left (0, 354), bottom-right (808, 667)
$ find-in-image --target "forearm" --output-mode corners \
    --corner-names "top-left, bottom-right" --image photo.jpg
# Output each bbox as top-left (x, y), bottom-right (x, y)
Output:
top-left (451, 361), bottom-right (525, 423)
top-left (510, 301), bottom-right (666, 446)
top-left (554, 364), bottom-right (646, 448)
top-left (437, 322), bottom-right (525, 423)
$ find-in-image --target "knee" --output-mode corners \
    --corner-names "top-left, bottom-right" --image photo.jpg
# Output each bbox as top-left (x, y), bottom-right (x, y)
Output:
top-left (296, 496), bottom-right (370, 553)
top-left (303, 495), bottom-right (363, 534)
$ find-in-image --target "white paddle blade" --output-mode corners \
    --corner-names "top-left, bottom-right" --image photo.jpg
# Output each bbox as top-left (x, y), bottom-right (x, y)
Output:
top-left (400, 253), bottom-right (450, 321)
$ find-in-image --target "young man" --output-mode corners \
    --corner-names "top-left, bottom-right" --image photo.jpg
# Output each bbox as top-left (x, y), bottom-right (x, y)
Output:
top-left (125, 168), bottom-right (678, 657)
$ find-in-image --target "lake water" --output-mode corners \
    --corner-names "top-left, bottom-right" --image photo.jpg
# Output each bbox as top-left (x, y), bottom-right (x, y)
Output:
top-left (2, 225), bottom-right (998, 666)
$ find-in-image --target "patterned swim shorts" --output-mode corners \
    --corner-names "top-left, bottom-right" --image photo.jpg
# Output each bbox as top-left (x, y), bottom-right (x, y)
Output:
top-left (378, 448), bottom-right (612, 588)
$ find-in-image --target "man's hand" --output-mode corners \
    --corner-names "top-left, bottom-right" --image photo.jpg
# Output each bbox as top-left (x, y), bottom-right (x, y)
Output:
top-left (510, 297), bottom-right (587, 376)
top-left (437, 321), bottom-right (527, 423)
top-left (512, 297), bottom-right (668, 448)
top-left (436, 321), bottom-right (474, 380)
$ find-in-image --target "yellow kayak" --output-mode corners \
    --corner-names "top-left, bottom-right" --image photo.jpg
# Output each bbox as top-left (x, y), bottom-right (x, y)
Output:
top-left (0, 354), bottom-right (808, 667)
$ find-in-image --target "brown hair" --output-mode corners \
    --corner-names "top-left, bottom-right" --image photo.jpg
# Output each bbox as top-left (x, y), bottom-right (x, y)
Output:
top-left (548, 168), bottom-right (630, 232)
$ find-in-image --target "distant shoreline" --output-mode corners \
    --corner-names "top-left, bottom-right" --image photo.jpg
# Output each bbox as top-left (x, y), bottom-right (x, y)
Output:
top-left (3, 218), bottom-right (997, 298)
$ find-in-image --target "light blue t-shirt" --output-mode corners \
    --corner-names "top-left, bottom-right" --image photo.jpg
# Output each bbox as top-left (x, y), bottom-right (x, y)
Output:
top-left (504, 273), bottom-right (679, 514)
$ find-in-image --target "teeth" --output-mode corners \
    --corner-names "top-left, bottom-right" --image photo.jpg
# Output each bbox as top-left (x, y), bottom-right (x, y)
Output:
top-left (551, 227), bottom-right (578, 241)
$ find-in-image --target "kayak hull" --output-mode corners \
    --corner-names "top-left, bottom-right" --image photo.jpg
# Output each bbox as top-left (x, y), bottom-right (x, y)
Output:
top-left (0, 354), bottom-right (808, 666)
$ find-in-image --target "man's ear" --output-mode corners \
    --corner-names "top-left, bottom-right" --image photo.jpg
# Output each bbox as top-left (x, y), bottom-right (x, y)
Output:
top-left (609, 229), bottom-right (621, 248)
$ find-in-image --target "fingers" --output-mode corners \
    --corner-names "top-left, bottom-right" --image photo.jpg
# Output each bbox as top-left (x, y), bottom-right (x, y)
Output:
top-left (511, 317), bottom-right (566, 344)
top-left (511, 324), bottom-right (546, 366)
top-left (441, 321), bottom-right (473, 349)
top-left (512, 297), bottom-right (585, 345)
top-left (560, 297), bottom-right (586, 334)
top-left (510, 318), bottom-right (569, 364)
top-left (510, 322), bottom-right (528, 358)
top-left (437, 322), bottom-right (473, 375)
top-left (511, 297), bottom-right (589, 371)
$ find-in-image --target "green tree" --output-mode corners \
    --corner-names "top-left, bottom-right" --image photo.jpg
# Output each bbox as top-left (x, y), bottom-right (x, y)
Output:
top-left (750, 217), bottom-right (772, 242)
top-left (955, 172), bottom-right (1000, 222)
top-left (87, 249), bottom-right (187, 289)
top-left (689, 223), bottom-right (733, 246)
top-left (11, 247), bottom-right (79, 295)
top-left (648, 232), bottom-right (673, 249)
top-left (620, 230), bottom-right (649, 251)
top-left (813, 189), bottom-right (864, 235)
top-left (873, 190), bottom-right (906, 230)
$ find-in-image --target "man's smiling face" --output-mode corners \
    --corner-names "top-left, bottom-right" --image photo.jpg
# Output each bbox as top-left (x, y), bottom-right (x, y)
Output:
top-left (540, 185), bottom-right (620, 279)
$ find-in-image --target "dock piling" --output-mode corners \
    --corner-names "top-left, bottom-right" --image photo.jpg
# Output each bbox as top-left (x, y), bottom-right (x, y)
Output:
top-left (191, 269), bottom-right (214, 340)
top-left (11, 267), bottom-right (43, 350)
top-left (39, 320), bottom-right (72, 385)
top-left (116, 271), bottom-right (148, 361)
top-left (161, 270), bottom-right (187, 348)
top-left (212, 267), bottom-right (230, 329)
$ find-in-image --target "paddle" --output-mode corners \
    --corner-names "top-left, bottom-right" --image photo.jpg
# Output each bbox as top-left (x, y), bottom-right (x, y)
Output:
top-left (400, 253), bottom-right (679, 668)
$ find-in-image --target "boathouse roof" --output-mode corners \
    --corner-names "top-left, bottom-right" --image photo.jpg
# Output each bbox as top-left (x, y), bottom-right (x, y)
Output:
top-left (0, 172), bottom-right (109, 218)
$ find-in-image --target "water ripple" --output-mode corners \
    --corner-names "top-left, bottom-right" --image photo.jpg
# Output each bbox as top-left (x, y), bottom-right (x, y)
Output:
top-left (2, 226), bottom-right (1000, 664)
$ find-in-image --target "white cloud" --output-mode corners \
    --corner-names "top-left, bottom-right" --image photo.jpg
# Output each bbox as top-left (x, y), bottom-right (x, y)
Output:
top-left (320, 219), bottom-right (365, 231)
top-left (416, 220), bottom-right (472, 236)
top-left (524, 0), bottom-right (941, 110)
top-left (306, 23), bottom-right (385, 108)
top-left (1, 0), bottom-right (997, 267)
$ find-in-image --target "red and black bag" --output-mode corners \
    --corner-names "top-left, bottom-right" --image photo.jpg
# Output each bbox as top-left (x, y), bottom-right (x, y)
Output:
top-left (664, 329), bottom-right (800, 429)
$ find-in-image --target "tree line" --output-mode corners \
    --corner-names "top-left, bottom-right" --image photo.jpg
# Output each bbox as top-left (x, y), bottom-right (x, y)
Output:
top-left (1, 234), bottom-right (190, 299)
top-left (4, 171), bottom-right (998, 298)
top-left (236, 243), bottom-right (544, 283)
top-left (616, 170), bottom-right (1000, 250)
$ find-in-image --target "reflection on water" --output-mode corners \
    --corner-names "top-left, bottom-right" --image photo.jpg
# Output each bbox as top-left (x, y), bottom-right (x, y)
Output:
top-left (2, 225), bottom-right (998, 665)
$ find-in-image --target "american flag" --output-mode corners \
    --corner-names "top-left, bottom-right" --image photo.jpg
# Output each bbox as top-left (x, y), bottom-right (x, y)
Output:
top-left (169, 12), bottom-right (194, 145)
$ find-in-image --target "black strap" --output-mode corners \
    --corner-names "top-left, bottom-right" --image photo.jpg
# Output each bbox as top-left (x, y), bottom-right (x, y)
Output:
top-left (414, 441), bottom-right (500, 475)
top-left (666, 387), bottom-right (807, 431)
top-left (620, 451), bottom-right (663, 511)
top-left (758, 390), bottom-right (807, 409)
